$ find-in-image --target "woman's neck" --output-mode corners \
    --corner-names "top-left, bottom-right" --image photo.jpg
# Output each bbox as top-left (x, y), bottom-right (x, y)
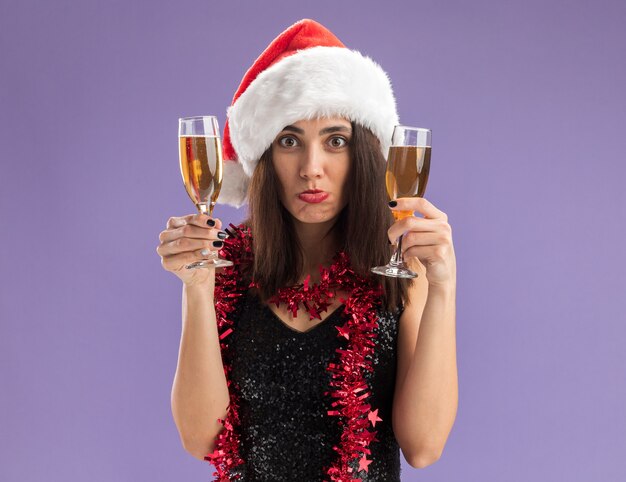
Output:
top-left (293, 218), bottom-right (340, 282)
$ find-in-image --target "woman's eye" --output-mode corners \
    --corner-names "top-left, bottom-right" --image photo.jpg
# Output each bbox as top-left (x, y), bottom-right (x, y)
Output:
top-left (278, 136), bottom-right (298, 148)
top-left (329, 136), bottom-right (348, 148)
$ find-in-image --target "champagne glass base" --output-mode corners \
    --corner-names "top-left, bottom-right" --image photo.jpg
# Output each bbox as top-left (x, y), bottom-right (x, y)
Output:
top-left (371, 264), bottom-right (418, 279)
top-left (185, 258), bottom-right (234, 269)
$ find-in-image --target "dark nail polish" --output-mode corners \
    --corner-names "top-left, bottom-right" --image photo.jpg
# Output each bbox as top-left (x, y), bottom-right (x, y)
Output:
top-left (207, 219), bottom-right (216, 227)
top-left (217, 231), bottom-right (228, 240)
top-left (212, 240), bottom-right (223, 247)
top-left (388, 200), bottom-right (397, 207)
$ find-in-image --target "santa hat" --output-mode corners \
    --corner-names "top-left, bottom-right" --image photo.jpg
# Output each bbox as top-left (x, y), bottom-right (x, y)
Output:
top-left (220, 19), bottom-right (399, 208)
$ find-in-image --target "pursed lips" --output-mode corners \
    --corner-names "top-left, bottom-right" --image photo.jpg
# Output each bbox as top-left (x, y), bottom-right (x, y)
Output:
top-left (298, 190), bottom-right (329, 203)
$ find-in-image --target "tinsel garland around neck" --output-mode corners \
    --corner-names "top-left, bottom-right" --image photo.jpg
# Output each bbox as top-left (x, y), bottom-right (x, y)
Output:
top-left (204, 223), bottom-right (385, 482)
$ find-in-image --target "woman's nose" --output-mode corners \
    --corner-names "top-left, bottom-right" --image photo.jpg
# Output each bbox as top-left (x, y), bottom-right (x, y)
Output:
top-left (299, 144), bottom-right (324, 179)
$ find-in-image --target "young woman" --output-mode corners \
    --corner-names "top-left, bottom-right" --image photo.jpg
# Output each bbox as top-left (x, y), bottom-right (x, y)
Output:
top-left (157, 19), bottom-right (458, 482)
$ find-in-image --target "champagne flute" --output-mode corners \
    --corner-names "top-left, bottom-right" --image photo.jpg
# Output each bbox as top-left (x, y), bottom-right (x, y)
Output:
top-left (178, 115), bottom-right (233, 269)
top-left (371, 126), bottom-right (431, 278)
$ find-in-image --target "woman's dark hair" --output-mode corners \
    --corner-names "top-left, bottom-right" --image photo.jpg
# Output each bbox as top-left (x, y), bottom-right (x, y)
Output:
top-left (241, 121), bottom-right (412, 311)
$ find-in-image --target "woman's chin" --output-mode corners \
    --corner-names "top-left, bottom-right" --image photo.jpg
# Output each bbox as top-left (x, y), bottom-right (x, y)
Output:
top-left (291, 208), bottom-right (339, 225)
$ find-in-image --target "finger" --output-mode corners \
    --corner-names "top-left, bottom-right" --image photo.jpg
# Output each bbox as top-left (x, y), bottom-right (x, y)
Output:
top-left (388, 216), bottom-right (444, 242)
top-left (390, 197), bottom-right (447, 221)
top-left (166, 216), bottom-right (186, 230)
top-left (160, 249), bottom-right (218, 271)
top-left (166, 214), bottom-right (223, 231)
top-left (402, 244), bottom-right (449, 263)
top-left (186, 213), bottom-right (223, 230)
top-left (159, 224), bottom-right (228, 244)
top-left (400, 231), bottom-right (445, 249)
top-left (166, 214), bottom-right (200, 230)
top-left (157, 236), bottom-right (224, 257)
top-left (401, 245), bottom-right (434, 262)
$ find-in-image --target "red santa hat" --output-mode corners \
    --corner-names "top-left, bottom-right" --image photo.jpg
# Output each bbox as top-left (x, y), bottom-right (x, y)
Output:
top-left (220, 18), bottom-right (399, 208)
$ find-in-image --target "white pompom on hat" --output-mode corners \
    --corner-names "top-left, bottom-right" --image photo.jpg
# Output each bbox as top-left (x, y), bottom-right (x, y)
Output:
top-left (220, 19), bottom-right (399, 208)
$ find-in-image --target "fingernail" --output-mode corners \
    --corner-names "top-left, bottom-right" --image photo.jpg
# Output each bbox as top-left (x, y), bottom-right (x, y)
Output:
top-left (201, 248), bottom-right (209, 256)
top-left (212, 240), bottom-right (223, 248)
top-left (388, 200), bottom-right (397, 207)
top-left (217, 231), bottom-right (228, 240)
top-left (207, 219), bottom-right (215, 227)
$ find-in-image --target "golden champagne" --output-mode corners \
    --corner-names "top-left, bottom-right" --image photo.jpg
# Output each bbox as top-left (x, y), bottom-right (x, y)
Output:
top-left (385, 145), bottom-right (431, 220)
top-left (179, 135), bottom-right (223, 212)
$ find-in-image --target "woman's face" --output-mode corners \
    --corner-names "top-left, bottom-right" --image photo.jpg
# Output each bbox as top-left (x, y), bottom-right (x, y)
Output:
top-left (271, 117), bottom-right (352, 225)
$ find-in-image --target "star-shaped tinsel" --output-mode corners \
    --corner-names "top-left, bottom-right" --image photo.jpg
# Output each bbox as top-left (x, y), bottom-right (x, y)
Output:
top-left (336, 323), bottom-right (351, 340)
top-left (358, 455), bottom-right (373, 473)
top-left (368, 408), bottom-right (382, 427)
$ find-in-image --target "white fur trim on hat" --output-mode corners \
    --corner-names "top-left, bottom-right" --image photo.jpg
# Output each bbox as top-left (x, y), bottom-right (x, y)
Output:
top-left (219, 159), bottom-right (249, 208)
top-left (227, 46), bottom-right (399, 178)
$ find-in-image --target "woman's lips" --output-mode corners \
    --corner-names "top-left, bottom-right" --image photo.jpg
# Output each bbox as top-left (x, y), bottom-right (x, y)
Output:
top-left (298, 192), bottom-right (329, 203)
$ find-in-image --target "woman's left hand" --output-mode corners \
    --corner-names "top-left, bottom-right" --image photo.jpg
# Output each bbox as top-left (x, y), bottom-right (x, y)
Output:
top-left (388, 197), bottom-right (456, 288)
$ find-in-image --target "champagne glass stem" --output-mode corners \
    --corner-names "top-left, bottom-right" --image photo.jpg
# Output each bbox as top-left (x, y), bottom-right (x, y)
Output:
top-left (196, 202), bottom-right (215, 217)
top-left (390, 234), bottom-right (404, 266)
top-left (371, 232), bottom-right (415, 278)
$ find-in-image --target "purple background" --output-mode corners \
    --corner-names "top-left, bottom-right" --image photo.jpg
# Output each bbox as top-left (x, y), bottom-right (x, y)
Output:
top-left (1, 0), bottom-right (625, 480)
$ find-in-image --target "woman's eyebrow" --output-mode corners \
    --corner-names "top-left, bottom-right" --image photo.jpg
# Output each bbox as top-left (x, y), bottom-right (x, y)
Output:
top-left (319, 126), bottom-right (352, 135)
top-left (280, 125), bottom-right (352, 135)
top-left (281, 125), bottom-right (305, 134)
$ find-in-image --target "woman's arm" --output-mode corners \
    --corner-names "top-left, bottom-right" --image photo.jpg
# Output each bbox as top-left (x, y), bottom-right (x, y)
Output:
top-left (171, 270), bottom-right (230, 460)
top-left (388, 197), bottom-right (458, 468)
top-left (392, 271), bottom-right (458, 468)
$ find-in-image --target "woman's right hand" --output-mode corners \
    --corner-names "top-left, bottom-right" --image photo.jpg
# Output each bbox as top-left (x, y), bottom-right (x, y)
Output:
top-left (156, 214), bottom-right (227, 286)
